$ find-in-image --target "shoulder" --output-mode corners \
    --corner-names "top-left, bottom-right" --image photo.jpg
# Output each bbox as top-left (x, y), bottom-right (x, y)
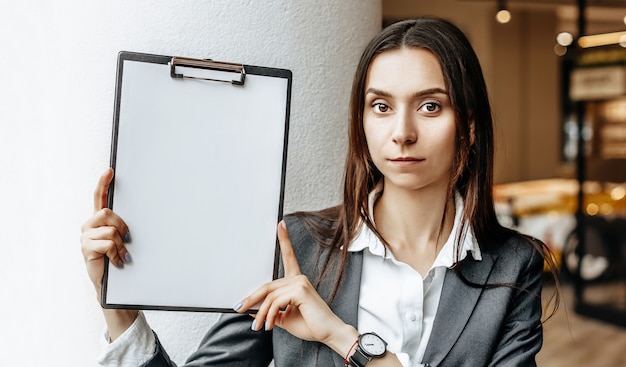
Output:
top-left (477, 232), bottom-right (546, 282)
top-left (496, 233), bottom-right (545, 266)
top-left (480, 228), bottom-right (544, 261)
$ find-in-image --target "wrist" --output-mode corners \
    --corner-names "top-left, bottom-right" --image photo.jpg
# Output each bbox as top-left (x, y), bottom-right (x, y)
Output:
top-left (102, 308), bottom-right (139, 342)
top-left (348, 332), bottom-right (389, 367)
top-left (324, 323), bottom-right (360, 361)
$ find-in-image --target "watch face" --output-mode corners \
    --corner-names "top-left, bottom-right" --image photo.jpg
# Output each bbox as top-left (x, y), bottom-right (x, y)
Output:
top-left (360, 333), bottom-right (386, 356)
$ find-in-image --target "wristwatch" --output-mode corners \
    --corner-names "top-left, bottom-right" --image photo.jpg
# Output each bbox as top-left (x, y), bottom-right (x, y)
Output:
top-left (349, 332), bottom-right (387, 367)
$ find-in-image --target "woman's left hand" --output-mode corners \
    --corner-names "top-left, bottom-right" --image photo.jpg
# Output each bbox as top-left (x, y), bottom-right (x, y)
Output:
top-left (235, 221), bottom-right (357, 351)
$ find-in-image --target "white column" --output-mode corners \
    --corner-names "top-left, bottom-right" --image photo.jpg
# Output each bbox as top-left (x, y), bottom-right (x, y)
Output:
top-left (0, 1), bottom-right (381, 365)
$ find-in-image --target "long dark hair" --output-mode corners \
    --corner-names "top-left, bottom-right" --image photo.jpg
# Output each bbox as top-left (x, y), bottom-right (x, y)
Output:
top-left (295, 17), bottom-right (558, 314)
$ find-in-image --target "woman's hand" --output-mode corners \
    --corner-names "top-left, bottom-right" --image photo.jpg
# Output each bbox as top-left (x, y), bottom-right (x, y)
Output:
top-left (235, 221), bottom-right (359, 357)
top-left (80, 168), bottom-right (131, 296)
top-left (81, 168), bottom-right (138, 342)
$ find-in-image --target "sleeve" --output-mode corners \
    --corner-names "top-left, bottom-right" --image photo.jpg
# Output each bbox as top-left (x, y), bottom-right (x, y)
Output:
top-left (394, 352), bottom-right (412, 367)
top-left (176, 313), bottom-right (273, 367)
top-left (98, 312), bottom-right (273, 367)
top-left (97, 311), bottom-right (158, 367)
top-left (135, 313), bottom-right (273, 367)
top-left (488, 244), bottom-right (544, 367)
top-left (395, 352), bottom-right (431, 367)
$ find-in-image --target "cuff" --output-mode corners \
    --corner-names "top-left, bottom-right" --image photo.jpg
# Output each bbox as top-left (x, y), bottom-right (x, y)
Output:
top-left (395, 352), bottom-right (411, 367)
top-left (97, 311), bottom-right (156, 367)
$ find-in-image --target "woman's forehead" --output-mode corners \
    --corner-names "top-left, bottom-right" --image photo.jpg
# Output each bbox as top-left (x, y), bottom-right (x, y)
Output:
top-left (365, 47), bottom-right (446, 96)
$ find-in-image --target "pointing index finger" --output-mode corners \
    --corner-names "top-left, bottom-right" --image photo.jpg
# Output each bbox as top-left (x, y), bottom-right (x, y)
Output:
top-left (278, 220), bottom-right (301, 277)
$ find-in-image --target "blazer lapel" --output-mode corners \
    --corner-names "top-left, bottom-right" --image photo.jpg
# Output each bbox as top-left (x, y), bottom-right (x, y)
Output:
top-left (328, 250), bottom-right (363, 367)
top-left (421, 253), bottom-right (497, 366)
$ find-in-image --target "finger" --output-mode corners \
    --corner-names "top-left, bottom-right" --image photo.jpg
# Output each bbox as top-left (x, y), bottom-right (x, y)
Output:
top-left (251, 285), bottom-right (293, 331)
top-left (263, 296), bottom-right (293, 331)
top-left (81, 208), bottom-right (131, 264)
top-left (91, 225), bottom-right (131, 264)
top-left (278, 220), bottom-right (301, 277)
top-left (82, 236), bottom-right (126, 269)
top-left (93, 168), bottom-right (114, 212)
top-left (82, 208), bottom-right (130, 242)
top-left (236, 276), bottom-right (294, 313)
top-left (81, 221), bottom-right (131, 263)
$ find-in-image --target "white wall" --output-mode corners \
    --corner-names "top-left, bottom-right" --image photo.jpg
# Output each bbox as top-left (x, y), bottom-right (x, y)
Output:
top-left (0, 1), bottom-right (381, 365)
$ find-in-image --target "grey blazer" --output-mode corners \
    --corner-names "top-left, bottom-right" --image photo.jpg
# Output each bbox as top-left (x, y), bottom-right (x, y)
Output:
top-left (142, 214), bottom-right (544, 367)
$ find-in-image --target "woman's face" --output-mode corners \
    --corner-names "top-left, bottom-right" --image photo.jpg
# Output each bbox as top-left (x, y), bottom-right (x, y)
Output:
top-left (363, 47), bottom-right (457, 193)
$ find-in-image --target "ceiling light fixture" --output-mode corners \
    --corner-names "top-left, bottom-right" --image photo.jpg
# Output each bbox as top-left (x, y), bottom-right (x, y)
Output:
top-left (496, 0), bottom-right (511, 24)
top-left (578, 30), bottom-right (626, 48)
top-left (557, 32), bottom-right (574, 47)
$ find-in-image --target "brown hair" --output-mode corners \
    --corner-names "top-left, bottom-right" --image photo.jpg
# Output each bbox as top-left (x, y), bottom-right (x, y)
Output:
top-left (296, 17), bottom-right (559, 313)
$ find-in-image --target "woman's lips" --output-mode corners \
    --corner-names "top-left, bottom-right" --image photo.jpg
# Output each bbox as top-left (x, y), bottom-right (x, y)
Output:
top-left (390, 157), bottom-right (423, 161)
top-left (389, 157), bottom-right (424, 165)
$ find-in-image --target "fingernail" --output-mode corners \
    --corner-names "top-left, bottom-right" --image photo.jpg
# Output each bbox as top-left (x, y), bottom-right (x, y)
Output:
top-left (251, 319), bottom-right (258, 331)
top-left (264, 321), bottom-right (270, 331)
top-left (118, 260), bottom-right (124, 268)
top-left (125, 253), bottom-right (132, 263)
top-left (124, 232), bottom-right (131, 243)
top-left (280, 220), bottom-right (286, 229)
top-left (233, 302), bottom-right (243, 311)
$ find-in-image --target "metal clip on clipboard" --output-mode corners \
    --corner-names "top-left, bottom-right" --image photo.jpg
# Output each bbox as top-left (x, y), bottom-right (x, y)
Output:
top-left (169, 56), bottom-right (246, 85)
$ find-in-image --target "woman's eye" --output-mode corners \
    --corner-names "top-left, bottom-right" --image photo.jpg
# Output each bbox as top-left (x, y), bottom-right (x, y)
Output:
top-left (420, 102), bottom-right (441, 113)
top-left (373, 103), bottom-right (389, 113)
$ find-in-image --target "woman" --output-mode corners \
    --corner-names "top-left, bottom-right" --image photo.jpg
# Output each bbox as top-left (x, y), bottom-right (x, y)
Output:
top-left (82, 17), bottom-right (558, 367)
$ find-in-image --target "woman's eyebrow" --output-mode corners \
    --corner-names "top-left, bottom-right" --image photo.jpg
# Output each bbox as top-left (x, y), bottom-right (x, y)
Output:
top-left (412, 87), bottom-right (448, 98)
top-left (365, 87), bottom-right (392, 97)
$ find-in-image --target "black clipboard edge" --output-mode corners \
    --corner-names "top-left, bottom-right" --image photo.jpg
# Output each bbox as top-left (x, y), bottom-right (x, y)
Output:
top-left (101, 51), bottom-right (292, 313)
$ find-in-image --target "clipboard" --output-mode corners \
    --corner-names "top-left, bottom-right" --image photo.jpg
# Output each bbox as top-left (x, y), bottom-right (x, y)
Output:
top-left (101, 51), bottom-right (291, 313)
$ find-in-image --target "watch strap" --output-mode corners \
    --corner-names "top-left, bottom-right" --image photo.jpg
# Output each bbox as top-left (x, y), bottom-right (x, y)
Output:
top-left (349, 347), bottom-right (371, 367)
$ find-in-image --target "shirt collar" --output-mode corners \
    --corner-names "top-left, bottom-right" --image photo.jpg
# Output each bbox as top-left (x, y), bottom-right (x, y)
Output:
top-left (347, 186), bottom-right (482, 267)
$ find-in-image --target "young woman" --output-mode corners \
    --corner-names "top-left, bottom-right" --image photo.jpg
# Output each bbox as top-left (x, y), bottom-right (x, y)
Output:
top-left (82, 17), bottom-right (558, 367)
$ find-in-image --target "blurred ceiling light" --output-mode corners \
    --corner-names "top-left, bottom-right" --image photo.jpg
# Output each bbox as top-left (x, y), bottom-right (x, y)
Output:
top-left (586, 202), bottom-right (599, 216)
top-left (554, 44), bottom-right (567, 56)
top-left (496, 0), bottom-right (511, 24)
top-left (620, 34), bottom-right (626, 48)
top-left (496, 10), bottom-right (511, 24)
top-left (599, 203), bottom-right (613, 215)
top-left (610, 186), bottom-right (626, 200)
top-left (578, 30), bottom-right (626, 48)
top-left (623, 15), bottom-right (626, 25)
top-left (556, 32), bottom-right (574, 47)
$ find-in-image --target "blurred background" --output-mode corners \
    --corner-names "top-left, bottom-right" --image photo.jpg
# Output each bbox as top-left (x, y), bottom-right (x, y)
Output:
top-left (1, 0), bottom-right (625, 366)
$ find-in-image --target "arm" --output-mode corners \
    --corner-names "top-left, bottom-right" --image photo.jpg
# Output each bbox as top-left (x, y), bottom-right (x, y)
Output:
top-left (82, 169), bottom-right (167, 366)
top-left (235, 221), bottom-right (403, 367)
top-left (83, 169), bottom-right (273, 367)
top-left (179, 313), bottom-right (273, 367)
top-left (488, 243), bottom-right (544, 367)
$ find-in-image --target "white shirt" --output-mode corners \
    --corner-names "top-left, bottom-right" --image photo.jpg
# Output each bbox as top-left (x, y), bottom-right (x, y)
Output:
top-left (98, 191), bottom-right (481, 367)
top-left (97, 311), bottom-right (155, 366)
top-left (347, 188), bottom-right (481, 367)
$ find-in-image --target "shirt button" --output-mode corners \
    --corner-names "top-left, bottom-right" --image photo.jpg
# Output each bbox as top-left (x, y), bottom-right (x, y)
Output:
top-left (410, 313), bottom-right (417, 321)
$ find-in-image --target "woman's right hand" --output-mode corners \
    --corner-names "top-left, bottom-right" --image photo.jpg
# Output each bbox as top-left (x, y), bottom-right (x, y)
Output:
top-left (80, 168), bottom-right (131, 297)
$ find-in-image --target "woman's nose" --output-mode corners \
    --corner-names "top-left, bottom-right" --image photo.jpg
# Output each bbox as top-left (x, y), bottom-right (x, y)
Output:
top-left (391, 110), bottom-right (417, 145)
